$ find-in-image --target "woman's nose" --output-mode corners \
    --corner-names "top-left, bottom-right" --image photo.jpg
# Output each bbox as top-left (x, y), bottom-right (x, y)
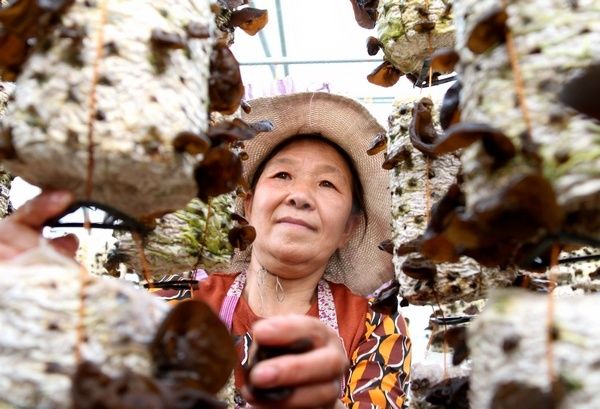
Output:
top-left (286, 186), bottom-right (314, 210)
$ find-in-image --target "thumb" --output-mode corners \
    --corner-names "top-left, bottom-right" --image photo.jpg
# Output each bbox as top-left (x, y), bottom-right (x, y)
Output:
top-left (11, 191), bottom-right (74, 229)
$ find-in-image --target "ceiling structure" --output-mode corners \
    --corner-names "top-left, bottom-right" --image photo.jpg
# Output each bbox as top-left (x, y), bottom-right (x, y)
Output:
top-left (230, 0), bottom-right (450, 124)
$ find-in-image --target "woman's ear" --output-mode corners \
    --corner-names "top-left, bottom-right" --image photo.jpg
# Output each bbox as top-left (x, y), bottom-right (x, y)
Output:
top-left (339, 213), bottom-right (360, 249)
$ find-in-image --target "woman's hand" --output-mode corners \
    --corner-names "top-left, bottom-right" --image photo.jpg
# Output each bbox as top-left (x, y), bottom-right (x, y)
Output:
top-left (0, 190), bottom-right (77, 260)
top-left (243, 315), bottom-right (349, 409)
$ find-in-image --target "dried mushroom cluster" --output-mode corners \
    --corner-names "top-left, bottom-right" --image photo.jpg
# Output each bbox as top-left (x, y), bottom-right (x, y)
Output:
top-left (0, 245), bottom-right (167, 407)
top-left (0, 242), bottom-right (237, 409)
top-left (0, 0), bottom-right (270, 222)
top-left (423, 0), bottom-right (600, 269)
top-left (0, 0), bottom-right (272, 281)
top-left (0, 1), bottom-right (274, 407)
top-left (371, 1), bottom-right (600, 290)
top-left (0, 0), bottom-right (213, 218)
top-left (350, 0), bottom-right (456, 88)
top-left (73, 299), bottom-right (236, 409)
top-left (383, 96), bottom-right (514, 306)
top-left (365, 2), bottom-right (600, 408)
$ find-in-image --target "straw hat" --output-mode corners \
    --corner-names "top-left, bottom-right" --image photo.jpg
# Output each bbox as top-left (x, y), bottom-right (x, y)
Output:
top-left (228, 92), bottom-right (392, 296)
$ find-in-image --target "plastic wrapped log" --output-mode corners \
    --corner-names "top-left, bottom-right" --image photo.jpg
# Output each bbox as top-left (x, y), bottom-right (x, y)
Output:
top-left (0, 0), bottom-right (214, 219)
top-left (376, 0), bottom-right (454, 75)
top-left (453, 0), bottom-right (600, 241)
top-left (106, 195), bottom-right (234, 279)
top-left (0, 244), bottom-right (168, 408)
top-left (387, 97), bottom-right (514, 305)
top-left (469, 289), bottom-right (600, 409)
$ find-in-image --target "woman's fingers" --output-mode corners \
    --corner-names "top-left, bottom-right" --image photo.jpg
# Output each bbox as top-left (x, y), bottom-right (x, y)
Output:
top-left (0, 191), bottom-right (75, 261)
top-left (0, 221), bottom-right (43, 251)
top-left (11, 191), bottom-right (73, 228)
top-left (252, 315), bottom-right (342, 348)
top-left (246, 315), bottom-right (349, 408)
top-left (249, 341), bottom-right (347, 387)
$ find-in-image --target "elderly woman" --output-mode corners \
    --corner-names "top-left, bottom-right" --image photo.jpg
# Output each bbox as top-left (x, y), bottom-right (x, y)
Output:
top-left (0, 92), bottom-right (410, 409)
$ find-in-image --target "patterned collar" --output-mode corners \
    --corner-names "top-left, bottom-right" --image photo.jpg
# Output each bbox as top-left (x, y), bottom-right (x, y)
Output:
top-left (218, 270), bottom-right (339, 335)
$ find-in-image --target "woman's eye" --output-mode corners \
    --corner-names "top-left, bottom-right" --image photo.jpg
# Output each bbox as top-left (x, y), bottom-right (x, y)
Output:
top-left (274, 171), bottom-right (290, 179)
top-left (320, 180), bottom-right (335, 189)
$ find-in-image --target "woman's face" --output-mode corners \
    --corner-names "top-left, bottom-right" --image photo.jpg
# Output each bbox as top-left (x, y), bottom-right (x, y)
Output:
top-left (245, 139), bottom-right (358, 275)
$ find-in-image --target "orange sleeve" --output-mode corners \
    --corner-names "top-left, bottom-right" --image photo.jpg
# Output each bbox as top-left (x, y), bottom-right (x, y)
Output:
top-left (341, 307), bottom-right (412, 409)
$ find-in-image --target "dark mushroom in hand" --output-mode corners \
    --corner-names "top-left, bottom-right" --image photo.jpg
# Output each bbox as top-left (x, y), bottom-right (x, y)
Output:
top-left (245, 338), bottom-right (313, 402)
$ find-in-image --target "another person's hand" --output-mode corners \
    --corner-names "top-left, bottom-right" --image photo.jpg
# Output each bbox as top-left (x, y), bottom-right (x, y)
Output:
top-left (243, 315), bottom-right (349, 409)
top-left (0, 190), bottom-right (78, 260)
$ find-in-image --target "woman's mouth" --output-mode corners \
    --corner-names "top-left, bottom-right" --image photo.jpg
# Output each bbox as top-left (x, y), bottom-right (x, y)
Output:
top-left (277, 217), bottom-right (316, 230)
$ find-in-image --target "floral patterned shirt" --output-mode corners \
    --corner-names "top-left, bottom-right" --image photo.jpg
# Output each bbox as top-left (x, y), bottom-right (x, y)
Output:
top-left (152, 273), bottom-right (411, 408)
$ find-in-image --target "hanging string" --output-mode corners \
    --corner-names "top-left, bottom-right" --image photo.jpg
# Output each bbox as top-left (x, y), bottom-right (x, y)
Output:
top-left (503, 1), bottom-right (535, 151)
top-left (501, 0), bottom-right (556, 388)
top-left (75, 0), bottom-right (109, 366)
top-left (83, 0), bottom-right (108, 230)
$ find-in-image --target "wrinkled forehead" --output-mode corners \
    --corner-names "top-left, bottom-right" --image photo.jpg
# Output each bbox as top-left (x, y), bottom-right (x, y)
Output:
top-left (254, 137), bottom-right (355, 184)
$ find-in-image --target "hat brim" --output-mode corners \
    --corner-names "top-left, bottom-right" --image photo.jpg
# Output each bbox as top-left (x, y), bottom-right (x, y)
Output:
top-left (227, 92), bottom-right (393, 296)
